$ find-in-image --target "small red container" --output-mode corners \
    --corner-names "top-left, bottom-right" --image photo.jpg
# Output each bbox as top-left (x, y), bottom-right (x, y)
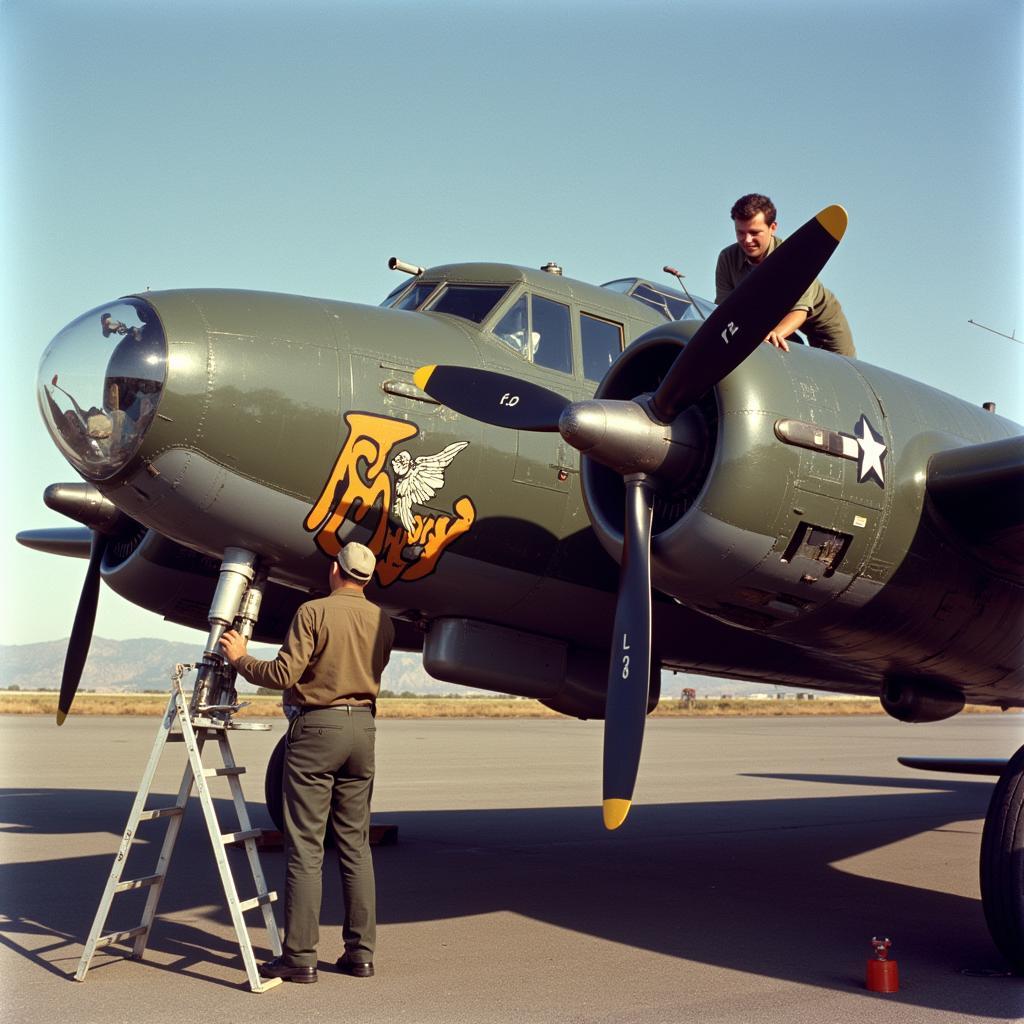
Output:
top-left (866, 937), bottom-right (899, 993)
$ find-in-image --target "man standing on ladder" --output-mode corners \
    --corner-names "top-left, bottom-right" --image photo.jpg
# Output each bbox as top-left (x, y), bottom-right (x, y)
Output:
top-left (220, 542), bottom-right (395, 984)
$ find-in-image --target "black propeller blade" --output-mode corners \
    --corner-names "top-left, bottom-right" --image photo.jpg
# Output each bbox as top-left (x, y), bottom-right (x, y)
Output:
top-left (650, 205), bottom-right (847, 422)
top-left (602, 475), bottom-right (655, 829)
top-left (57, 531), bottom-right (107, 725)
top-left (415, 205), bottom-right (848, 830)
top-left (413, 365), bottom-right (569, 431)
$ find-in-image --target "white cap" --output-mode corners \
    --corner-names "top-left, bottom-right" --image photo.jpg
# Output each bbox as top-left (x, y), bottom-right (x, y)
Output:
top-left (336, 542), bottom-right (376, 583)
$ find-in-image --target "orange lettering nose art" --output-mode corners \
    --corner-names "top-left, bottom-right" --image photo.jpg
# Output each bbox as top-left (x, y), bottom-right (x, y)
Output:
top-left (305, 412), bottom-right (476, 586)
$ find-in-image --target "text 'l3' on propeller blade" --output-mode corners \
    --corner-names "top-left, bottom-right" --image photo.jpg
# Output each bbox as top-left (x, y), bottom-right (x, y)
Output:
top-left (602, 474), bottom-right (655, 830)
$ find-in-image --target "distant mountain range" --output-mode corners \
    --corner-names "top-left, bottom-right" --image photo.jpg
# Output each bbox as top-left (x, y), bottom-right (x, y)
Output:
top-left (0, 638), bottom-right (770, 699)
top-left (0, 637), bottom-right (478, 696)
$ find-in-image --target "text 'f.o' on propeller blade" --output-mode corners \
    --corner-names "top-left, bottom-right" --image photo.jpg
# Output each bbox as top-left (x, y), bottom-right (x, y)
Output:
top-left (651, 204), bottom-right (848, 422)
top-left (414, 365), bottom-right (568, 431)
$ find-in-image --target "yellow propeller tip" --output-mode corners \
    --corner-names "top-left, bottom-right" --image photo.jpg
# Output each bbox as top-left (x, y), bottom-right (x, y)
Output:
top-left (602, 798), bottom-right (631, 830)
top-left (816, 205), bottom-right (848, 242)
top-left (56, 710), bottom-right (67, 726)
top-left (413, 365), bottom-right (436, 391)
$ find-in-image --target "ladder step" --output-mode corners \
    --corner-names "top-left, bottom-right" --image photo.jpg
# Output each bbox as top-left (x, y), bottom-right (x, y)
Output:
top-left (222, 828), bottom-right (262, 845)
top-left (202, 766), bottom-right (246, 778)
top-left (138, 805), bottom-right (184, 821)
top-left (97, 925), bottom-right (147, 947)
top-left (191, 718), bottom-right (228, 731)
top-left (238, 891), bottom-right (278, 913)
top-left (114, 874), bottom-right (163, 893)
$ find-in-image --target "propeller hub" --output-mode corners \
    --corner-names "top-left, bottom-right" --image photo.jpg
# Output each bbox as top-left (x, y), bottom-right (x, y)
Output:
top-left (559, 397), bottom-right (706, 483)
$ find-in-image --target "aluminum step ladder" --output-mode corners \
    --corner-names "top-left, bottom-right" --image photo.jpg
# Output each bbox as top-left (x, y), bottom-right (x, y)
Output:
top-left (74, 665), bottom-right (283, 993)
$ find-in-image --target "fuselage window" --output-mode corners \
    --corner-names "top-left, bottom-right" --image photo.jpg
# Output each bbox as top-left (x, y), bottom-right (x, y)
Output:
top-left (394, 281), bottom-right (440, 311)
top-left (427, 284), bottom-right (508, 324)
top-left (580, 313), bottom-right (623, 381)
top-left (531, 295), bottom-right (572, 374)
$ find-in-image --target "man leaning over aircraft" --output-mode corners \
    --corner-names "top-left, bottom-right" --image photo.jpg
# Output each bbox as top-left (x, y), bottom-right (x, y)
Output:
top-left (716, 193), bottom-right (856, 356)
top-left (220, 542), bottom-right (395, 984)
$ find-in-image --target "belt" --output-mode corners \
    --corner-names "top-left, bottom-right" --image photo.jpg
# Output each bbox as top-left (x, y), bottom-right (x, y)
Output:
top-left (298, 704), bottom-right (373, 715)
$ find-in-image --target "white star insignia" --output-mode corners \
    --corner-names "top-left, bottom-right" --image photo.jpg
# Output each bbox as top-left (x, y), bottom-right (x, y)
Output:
top-left (853, 414), bottom-right (886, 487)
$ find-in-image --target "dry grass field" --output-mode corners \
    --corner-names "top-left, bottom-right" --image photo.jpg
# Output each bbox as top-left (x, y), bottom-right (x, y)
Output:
top-left (0, 691), bottom-right (1008, 719)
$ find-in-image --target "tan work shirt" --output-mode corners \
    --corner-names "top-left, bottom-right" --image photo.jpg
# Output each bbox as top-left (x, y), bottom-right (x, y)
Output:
top-left (234, 589), bottom-right (395, 709)
top-left (715, 235), bottom-right (855, 356)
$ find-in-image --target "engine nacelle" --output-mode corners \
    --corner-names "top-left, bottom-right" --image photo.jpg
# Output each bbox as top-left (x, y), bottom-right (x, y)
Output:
top-left (422, 617), bottom-right (659, 719)
top-left (879, 677), bottom-right (966, 723)
top-left (582, 325), bottom-right (897, 637)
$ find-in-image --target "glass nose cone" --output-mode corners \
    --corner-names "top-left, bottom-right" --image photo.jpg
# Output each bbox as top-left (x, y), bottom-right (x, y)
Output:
top-left (37, 298), bottom-right (167, 480)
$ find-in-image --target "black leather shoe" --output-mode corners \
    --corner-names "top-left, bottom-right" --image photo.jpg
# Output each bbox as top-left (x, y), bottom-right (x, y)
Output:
top-left (336, 953), bottom-right (374, 977)
top-left (259, 957), bottom-right (317, 983)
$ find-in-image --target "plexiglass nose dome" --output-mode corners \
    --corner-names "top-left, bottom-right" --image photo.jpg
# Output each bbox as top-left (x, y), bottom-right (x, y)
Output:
top-left (37, 298), bottom-right (167, 480)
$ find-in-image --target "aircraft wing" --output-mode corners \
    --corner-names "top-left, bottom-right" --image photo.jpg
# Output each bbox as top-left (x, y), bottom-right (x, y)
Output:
top-left (926, 434), bottom-right (1024, 581)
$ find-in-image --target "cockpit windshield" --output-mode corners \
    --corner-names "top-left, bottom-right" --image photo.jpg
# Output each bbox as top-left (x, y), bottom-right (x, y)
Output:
top-left (37, 299), bottom-right (166, 480)
top-left (426, 284), bottom-right (508, 324)
top-left (392, 281), bottom-right (440, 311)
top-left (380, 280), bottom-right (508, 325)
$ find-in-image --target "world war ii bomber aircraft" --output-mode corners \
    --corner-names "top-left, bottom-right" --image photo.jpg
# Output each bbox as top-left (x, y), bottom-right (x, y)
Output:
top-left (18, 207), bottom-right (1024, 971)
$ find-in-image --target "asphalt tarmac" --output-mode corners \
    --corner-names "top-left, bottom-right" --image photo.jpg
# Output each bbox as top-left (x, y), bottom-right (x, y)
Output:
top-left (1, 712), bottom-right (1022, 1023)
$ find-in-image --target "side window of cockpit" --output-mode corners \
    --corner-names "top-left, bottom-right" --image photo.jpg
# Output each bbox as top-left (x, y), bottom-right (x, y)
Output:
top-left (531, 296), bottom-right (572, 374)
top-left (580, 314), bottom-right (623, 381)
top-left (494, 296), bottom-right (534, 356)
top-left (493, 295), bottom-right (572, 374)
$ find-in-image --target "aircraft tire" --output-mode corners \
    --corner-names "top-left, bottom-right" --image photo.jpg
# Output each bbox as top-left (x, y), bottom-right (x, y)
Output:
top-left (980, 742), bottom-right (1024, 974)
top-left (265, 735), bottom-right (285, 833)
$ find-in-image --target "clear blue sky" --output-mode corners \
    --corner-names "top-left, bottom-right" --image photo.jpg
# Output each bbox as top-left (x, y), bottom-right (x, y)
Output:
top-left (2, 0), bottom-right (1021, 647)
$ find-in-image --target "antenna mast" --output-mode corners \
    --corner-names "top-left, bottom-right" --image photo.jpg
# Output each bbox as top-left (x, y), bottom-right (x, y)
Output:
top-left (968, 319), bottom-right (1021, 344)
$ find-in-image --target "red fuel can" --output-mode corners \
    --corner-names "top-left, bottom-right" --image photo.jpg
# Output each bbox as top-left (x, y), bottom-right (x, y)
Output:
top-left (866, 937), bottom-right (899, 993)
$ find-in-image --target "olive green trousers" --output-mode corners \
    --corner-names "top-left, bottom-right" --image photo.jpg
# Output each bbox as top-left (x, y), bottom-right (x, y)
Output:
top-left (282, 706), bottom-right (376, 967)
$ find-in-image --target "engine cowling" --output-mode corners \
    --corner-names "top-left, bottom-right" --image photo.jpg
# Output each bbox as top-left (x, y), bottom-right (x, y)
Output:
top-left (880, 677), bottom-right (966, 723)
top-left (581, 324), bottom-right (895, 636)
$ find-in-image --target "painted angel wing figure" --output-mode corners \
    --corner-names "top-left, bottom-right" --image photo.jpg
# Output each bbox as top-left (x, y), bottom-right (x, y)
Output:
top-left (392, 441), bottom-right (469, 533)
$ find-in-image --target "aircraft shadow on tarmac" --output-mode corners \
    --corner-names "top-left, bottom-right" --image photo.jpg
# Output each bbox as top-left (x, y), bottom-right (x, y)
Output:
top-left (0, 775), bottom-right (1020, 1016)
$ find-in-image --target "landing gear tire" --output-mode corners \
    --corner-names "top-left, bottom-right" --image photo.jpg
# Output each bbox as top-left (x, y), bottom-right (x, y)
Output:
top-left (980, 743), bottom-right (1024, 974)
top-left (265, 735), bottom-right (286, 833)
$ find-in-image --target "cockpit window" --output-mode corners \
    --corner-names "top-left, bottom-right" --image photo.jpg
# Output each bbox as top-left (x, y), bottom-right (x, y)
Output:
top-left (631, 283), bottom-right (693, 321)
top-left (426, 284), bottom-right (508, 324)
top-left (393, 281), bottom-right (440, 311)
top-left (380, 281), bottom-right (412, 307)
top-left (494, 296), bottom-right (533, 356)
top-left (601, 277), bottom-right (715, 322)
top-left (531, 296), bottom-right (572, 373)
top-left (492, 294), bottom-right (572, 374)
top-left (581, 314), bottom-right (623, 381)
